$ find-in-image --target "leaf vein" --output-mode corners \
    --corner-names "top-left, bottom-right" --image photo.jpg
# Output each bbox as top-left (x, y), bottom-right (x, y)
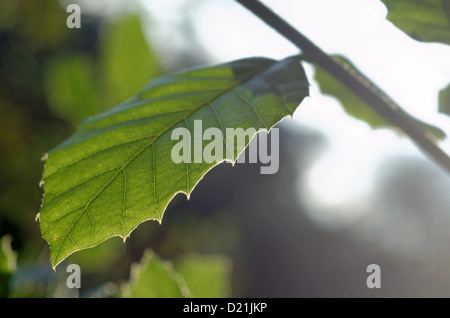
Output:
top-left (208, 102), bottom-right (233, 160)
top-left (232, 89), bottom-right (268, 127)
top-left (46, 135), bottom-right (157, 180)
top-left (183, 119), bottom-right (190, 193)
top-left (46, 167), bottom-right (119, 207)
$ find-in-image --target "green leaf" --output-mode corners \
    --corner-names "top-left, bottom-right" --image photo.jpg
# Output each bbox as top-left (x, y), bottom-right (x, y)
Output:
top-left (44, 54), bottom-right (99, 124)
top-left (100, 14), bottom-right (162, 107)
top-left (122, 250), bottom-right (190, 298)
top-left (315, 56), bottom-right (446, 140)
top-left (38, 56), bottom-right (309, 268)
top-left (439, 83), bottom-right (450, 116)
top-left (381, 0), bottom-right (450, 45)
top-left (121, 251), bottom-right (231, 298)
top-left (0, 235), bottom-right (16, 274)
top-left (0, 235), bottom-right (17, 297)
top-left (174, 254), bottom-right (231, 298)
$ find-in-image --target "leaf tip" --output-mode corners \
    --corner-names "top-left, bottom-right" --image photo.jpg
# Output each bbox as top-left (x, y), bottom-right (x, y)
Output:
top-left (41, 153), bottom-right (48, 162)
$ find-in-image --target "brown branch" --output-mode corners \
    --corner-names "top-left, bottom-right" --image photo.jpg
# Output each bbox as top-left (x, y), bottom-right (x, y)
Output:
top-left (236, 0), bottom-right (450, 174)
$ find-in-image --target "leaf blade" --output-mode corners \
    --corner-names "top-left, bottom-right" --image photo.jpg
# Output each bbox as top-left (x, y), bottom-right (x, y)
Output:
top-left (381, 0), bottom-right (450, 45)
top-left (39, 56), bottom-right (309, 268)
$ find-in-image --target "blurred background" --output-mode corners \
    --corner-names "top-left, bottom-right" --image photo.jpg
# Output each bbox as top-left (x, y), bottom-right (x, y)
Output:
top-left (1, 0), bottom-right (450, 297)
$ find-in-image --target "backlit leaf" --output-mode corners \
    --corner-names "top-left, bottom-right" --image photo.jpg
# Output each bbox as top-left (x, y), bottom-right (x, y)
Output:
top-left (38, 56), bottom-right (309, 268)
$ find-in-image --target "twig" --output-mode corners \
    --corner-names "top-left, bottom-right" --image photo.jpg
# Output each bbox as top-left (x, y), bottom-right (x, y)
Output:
top-left (236, 0), bottom-right (450, 174)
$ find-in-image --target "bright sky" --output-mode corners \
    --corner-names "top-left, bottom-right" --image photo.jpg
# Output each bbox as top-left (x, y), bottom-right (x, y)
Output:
top-left (137, 0), bottom-right (450, 225)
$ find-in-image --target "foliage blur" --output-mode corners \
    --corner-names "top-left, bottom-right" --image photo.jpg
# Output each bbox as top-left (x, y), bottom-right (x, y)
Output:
top-left (1, 0), bottom-right (183, 297)
top-left (1, 0), bottom-right (450, 298)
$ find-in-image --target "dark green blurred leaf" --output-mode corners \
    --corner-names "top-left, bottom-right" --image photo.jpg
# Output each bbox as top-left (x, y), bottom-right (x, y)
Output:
top-left (381, 0), bottom-right (450, 45)
top-left (122, 250), bottom-right (190, 298)
top-left (0, 0), bottom-right (17, 30)
top-left (174, 254), bottom-right (231, 298)
top-left (315, 56), bottom-right (446, 140)
top-left (100, 14), bottom-right (162, 107)
top-left (439, 83), bottom-right (450, 116)
top-left (14, 0), bottom-right (67, 49)
top-left (44, 54), bottom-right (99, 124)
